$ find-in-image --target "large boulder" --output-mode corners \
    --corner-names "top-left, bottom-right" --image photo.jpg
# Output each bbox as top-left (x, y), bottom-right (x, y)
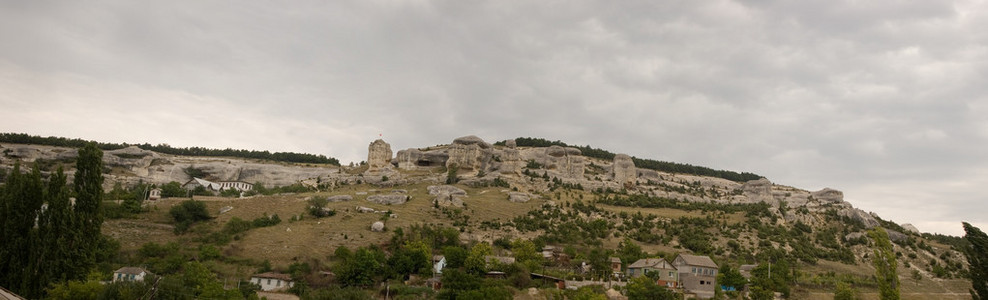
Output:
top-left (366, 139), bottom-right (394, 174)
top-left (371, 221), bottom-right (386, 232)
top-left (366, 194), bottom-right (407, 205)
top-left (429, 185), bottom-right (467, 207)
top-left (901, 223), bottom-right (921, 234)
top-left (327, 195), bottom-right (353, 202)
top-left (612, 154), bottom-right (637, 185)
top-left (505, 139), bottom-right (517, 148)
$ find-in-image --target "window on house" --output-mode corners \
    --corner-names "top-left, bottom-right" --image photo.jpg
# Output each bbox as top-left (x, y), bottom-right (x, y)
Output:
top-left (277, 280), bottom-right (281, 286)
top-left (700, 280), bottom-right (706, 284)
top-left (267, 279), bottom-right (271, 285)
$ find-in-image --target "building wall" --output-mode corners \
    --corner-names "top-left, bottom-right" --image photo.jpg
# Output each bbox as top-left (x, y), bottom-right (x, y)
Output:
top-left (113, 272), bottom-right (145, 282)
top-left (251, 277), bottom-right (294, 291)
top-left (680, 273), bottom-right (716, 294)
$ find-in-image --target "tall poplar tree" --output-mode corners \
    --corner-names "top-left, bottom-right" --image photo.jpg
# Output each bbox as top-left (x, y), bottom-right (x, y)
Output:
top-left (963, 222), bottom-right (988, 300)
top-left (73, 142), bottom-right (104, 278)
top-left (0, 163), bottom-right (46, 298)
top-left (869, 227), bottom-right (900, 300)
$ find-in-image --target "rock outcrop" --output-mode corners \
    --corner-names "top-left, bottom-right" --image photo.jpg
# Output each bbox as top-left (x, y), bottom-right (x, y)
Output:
top-left (366, 194), bottom-right (407, 205)
top-left (505, 139), bottom-right (517, 148)
top-left (811, 188), bottom-right (844, 204)
top-left (841, 208), bottom-right (881, 228)
top-left (901, 223), bottom-right (920, 234)
top-left (742, 178), bottom-right (773, 203)
top-left (446, 135), bottom-right (493, 175)
top-left (428, 185), bottom-right (467, 207)
top-left (394, 148), bottom-right (448, 170)
top-left (366, 139), bottom-right (394, 174)
top-left (612, 154), bottom-right (637, 185)
top-left (546, 146), bottom-right (585, 179)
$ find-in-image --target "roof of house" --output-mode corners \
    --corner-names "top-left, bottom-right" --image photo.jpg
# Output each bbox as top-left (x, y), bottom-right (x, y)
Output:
top-left (609, 257), bottom-right (622, 263)
top-left (677, 254), bottom-right (718, 268)
top-left (627, 258), bottom-right (667, 269)
top-left (252, 272), bottom-right (293, 281)
top-left (185, 178), bottom-right (218, 188)
top-left (0, 285), bottom-right (26, 300)
top-left (114, 267), bottom-right (149, 275)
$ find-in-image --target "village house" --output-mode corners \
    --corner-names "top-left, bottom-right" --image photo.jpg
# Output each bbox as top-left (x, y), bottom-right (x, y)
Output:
top-left (673, 254), bottom-right (719, 299)
top-left (183, 177), bottom-right (254, 192)
top-left (626, 258), bottom-right (679, 288)
top-left (250, 272), bottom-right (294, 292)
top-left (433, 255), bottom-right (446, 275)
top-left (609, 257), bottom-right (622, 274)
top-left (112, 267), bottom-right (150, 283)
top-left (148, 188), bottom-right (161, 200)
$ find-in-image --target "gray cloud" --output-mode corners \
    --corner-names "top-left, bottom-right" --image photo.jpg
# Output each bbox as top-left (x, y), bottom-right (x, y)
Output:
top-left (1, 0), bottom-right (986, 235)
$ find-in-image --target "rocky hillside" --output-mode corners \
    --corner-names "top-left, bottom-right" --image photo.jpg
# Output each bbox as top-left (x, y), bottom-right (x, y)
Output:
top-left (1, 135), bottom-right (974, 298)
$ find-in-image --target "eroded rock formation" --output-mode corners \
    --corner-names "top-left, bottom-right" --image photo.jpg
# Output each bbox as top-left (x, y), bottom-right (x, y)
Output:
top-left (366, 139), bottom-right (393, 174)
top-left (446, 135), bottom-right (493, 175)
top-left (612, 154), bottom-right (637, 185)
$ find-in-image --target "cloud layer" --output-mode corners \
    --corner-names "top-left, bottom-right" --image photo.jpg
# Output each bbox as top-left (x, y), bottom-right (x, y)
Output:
top-left (1, 0), bottom-right (986, 235)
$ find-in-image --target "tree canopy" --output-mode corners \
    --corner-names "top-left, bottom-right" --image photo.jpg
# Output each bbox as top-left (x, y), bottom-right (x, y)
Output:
top-left (963, 222), bottom-right (988, 300)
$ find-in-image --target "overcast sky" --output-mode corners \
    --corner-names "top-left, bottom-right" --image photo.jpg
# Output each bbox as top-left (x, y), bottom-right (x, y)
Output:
top-left (1, 0), bottom-right (986, 236)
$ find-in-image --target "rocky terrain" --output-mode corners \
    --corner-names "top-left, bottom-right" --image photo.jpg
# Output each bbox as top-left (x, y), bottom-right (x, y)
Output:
top-left (1, 135), bottom-right (973, 299)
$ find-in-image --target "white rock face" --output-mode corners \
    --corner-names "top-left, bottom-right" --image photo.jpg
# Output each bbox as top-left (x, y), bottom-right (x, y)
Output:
top-left (371, 221), bottom-right (385, 232)
top-left (612, 154), bottom-right (637, 185)
top-left (366, 139), bottom-right (393, 173)
top-left (429, 185), bottom-right (467, 207)
top-left (366, 194), bottom-right (407, 205)
top-left (505, 139), bottom-right (517, 148)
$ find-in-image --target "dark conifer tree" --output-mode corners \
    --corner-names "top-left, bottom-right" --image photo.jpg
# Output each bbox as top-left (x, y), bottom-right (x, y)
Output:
top-left (964, 222), bottom-right (988, 300)
top-left (72, 143), bottom-right (104, 280)
top-left (0, 163), bottom-right (46, 298)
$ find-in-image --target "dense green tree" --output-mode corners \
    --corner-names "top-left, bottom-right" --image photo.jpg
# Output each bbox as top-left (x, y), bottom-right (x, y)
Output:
top-left (834, 282), bottom-right (857, 300)
top-left (869, 227), bottom-right (900, 300)
top-left (335, 247), bottom-right (385, 287)
top-left (511, 239), bottom-right (542, 270)
top-left (74, 143), bottom-right (104, 277)
top-left (170, 199), bottom-right (211, 233)
top-left (159, 181), bottom-right (187, 198)
top-left (625, 276), bottom-right (677, 300)
top-left (963, 222), bottom-right (988, 300)
top-left (617, 238), bottom-right (644, 271)
top-left (716, 264), bottom-right (747, 290)
top-left (0, 163), bottom-right (45, 297)
top-left (465, 243), bottom-right (492, 275)
top-left (748, 259), bottom-right (793, 298)
top-left (443, 245), bottom-right (469, 269)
